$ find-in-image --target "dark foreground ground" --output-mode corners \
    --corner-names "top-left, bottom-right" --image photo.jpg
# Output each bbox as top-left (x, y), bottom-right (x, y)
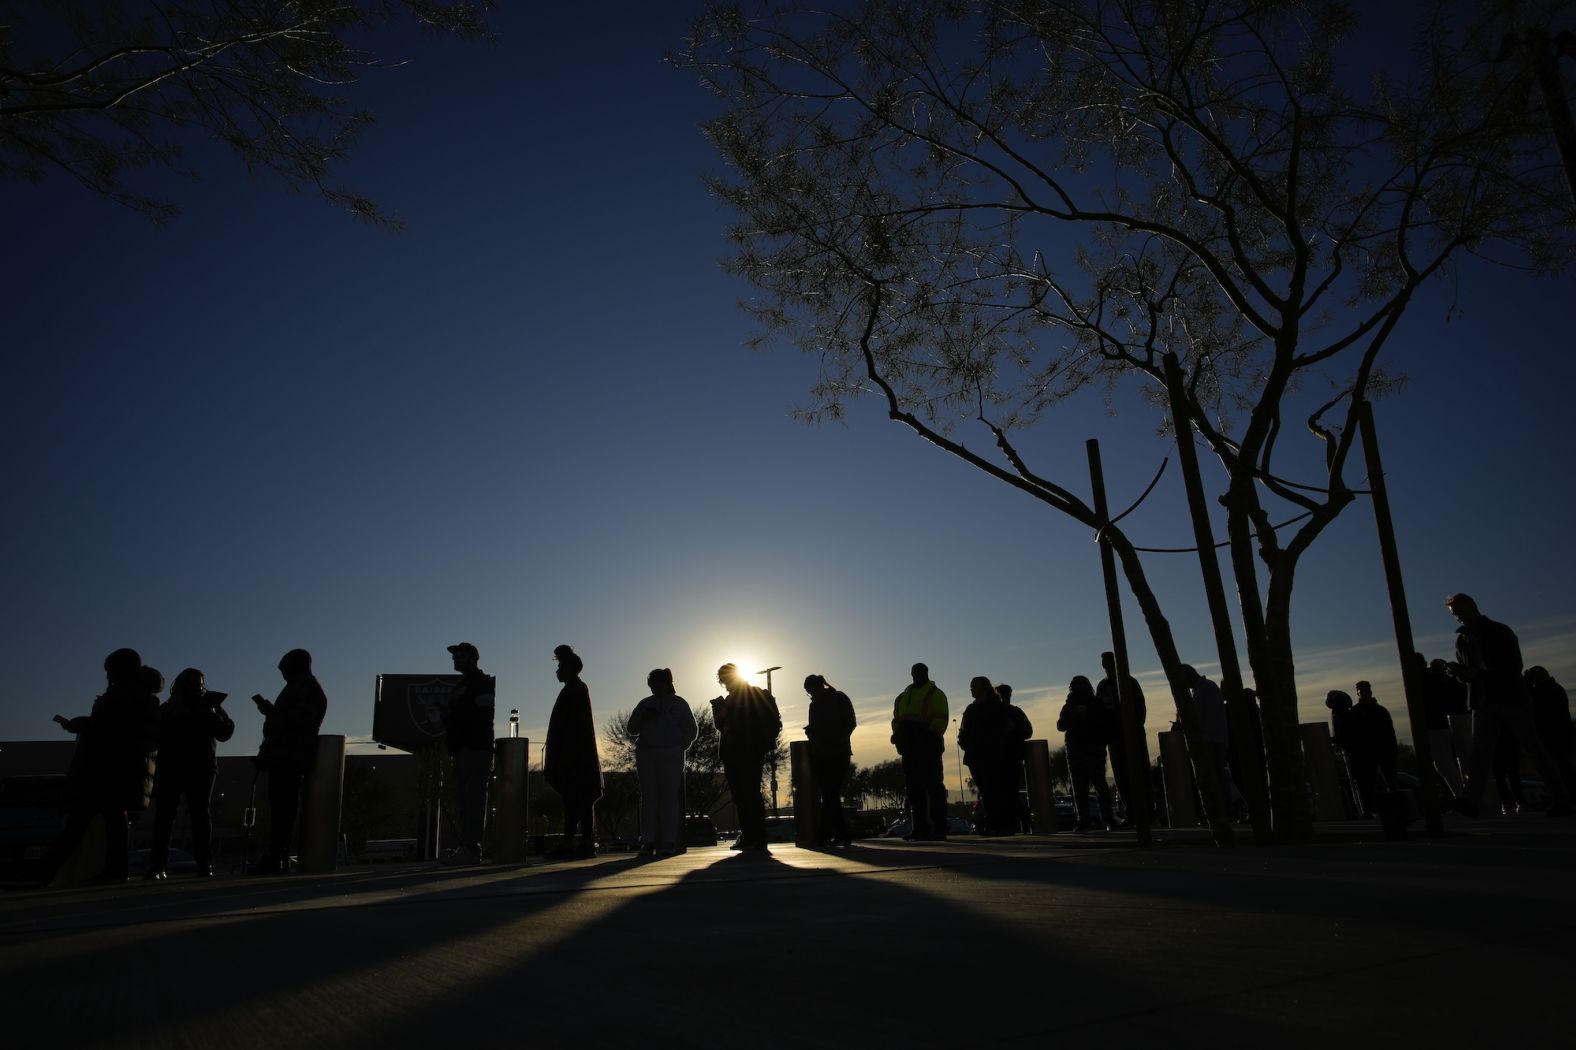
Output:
top-left (2, 817), bottom-right (1573, 1049)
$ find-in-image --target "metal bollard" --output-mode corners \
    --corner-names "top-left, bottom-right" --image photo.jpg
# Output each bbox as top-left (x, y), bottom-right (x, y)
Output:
top-left (298, 735), bottom-right (346, 874)
top-left (1024, 740), bottom-right (1057, 834)
top-left (1299, 723), bottom-right (1347, 822)
top-left (1158, 730), bottom-right (1199, 828)
top-left (790, 741), bottom-right (818, 847)
top-left (493, 737), bottom-right (530, 862)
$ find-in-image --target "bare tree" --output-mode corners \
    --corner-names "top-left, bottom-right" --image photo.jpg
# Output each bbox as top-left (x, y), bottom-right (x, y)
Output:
top-left (0, 1), bottom-right (492, 225)
top-left (680, 0), bottom-right (1574, 842)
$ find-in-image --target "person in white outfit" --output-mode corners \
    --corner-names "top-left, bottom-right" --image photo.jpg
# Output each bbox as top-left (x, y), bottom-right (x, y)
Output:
top-left (628, 668), bottom-right (699, 856)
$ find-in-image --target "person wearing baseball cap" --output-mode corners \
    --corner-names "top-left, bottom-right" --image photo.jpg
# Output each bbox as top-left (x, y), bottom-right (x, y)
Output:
top-left (441, 642), bottom-right (496, 864)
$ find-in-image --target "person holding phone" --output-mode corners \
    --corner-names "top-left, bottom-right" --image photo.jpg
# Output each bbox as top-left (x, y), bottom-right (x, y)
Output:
top-left (250, 649), bottom-right (328, 874)
top-left (147, 668), bottom-right (235, 879)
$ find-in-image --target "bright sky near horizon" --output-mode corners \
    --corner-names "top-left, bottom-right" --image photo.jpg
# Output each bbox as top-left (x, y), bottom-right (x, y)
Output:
top-left (3, 5), bottom-right (1574, 783)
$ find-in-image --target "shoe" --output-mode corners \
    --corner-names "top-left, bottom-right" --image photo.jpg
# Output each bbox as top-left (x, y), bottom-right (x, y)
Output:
top-left (637, 846), bottom-right (656, 858)
top-left (572, 843), bottom-right (598, 859)
top-left (194, 866), bottom-right (214, 878)
top-left (729, 840), bottom-right (746, 851)
top-left (143, 869), bottom-right (167, 882)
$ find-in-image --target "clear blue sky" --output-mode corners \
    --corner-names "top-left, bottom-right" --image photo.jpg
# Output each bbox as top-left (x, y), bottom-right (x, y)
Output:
top-left (3, 5), bottom-right (1573, 780)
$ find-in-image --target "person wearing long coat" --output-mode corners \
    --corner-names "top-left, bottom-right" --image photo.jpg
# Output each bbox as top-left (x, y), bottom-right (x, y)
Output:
top-left (39, 647), bottom-right (160, 884)
top-left (149, 667), bottom-right (235, 878)
top-left (628, 667), bottom-right (698, 856)
top-left (545, 644), bottom-right (603, 857)
top-left (251, 648), bottom-right (328, 874)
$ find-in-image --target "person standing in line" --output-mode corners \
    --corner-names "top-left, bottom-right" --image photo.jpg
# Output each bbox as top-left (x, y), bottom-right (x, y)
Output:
top-left (713, 663), bottom-right (782, 854)
top-left (38, 648), bottom-right (160, 885)
top-left (440, 642), bottom-right (495, 866)
top-left (1418, 653), bottom-right (1466, 800)
top-left (891, 663), bottom-right (949, 841)
top-left (803, 674), bottom-right (856, 847)
top-left (997, 684), bottom-right (1033, 833)
top-left (1345, 680), bottom-right (1399, 817)
top-left (1182, 665), bottom-right (1246, 823)
top-left (1444, 594), bottom-right (1572, 817)
top-left (1526, 666), bottom-right (1576, 804)
top-left (251, 648), bottom-right (328, 874)
top-left (1058, 676), bottom-right (1115, 832)
top-left (545, 644), bottom-right (603, 858)
top-left (1095, 652), bottom-right (1146, 827)
top-left (629, 668), bottom-right (698, 857)
top-left (959, 676), bottom-right (1017, 835)
top-left (148, 668), bottom-right (234, 879)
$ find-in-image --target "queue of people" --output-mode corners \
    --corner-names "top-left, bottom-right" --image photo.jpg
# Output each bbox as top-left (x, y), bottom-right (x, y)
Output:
top-left (36, 591), bottom-right (1574, 885)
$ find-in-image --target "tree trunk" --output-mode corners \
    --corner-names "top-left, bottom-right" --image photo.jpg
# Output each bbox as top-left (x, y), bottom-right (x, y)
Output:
top-left (1259, 557), bottom-right (1314, 840)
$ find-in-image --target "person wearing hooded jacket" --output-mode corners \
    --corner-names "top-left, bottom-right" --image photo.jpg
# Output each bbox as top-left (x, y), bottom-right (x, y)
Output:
top-left (38, 647), bottom-right (160, 884)
top-left (250, 648), bottom-right (328, 874)
top-left (148, 667), bottom-right (234, 879)
top-left (803, 674), bottom-right (856, 846)
top-left (1058, 676), bottom-right (1116, 831)
top-left (959, 676), bottom-right (1015, 835)
top-left (628, 667), bottom-right (698, 856)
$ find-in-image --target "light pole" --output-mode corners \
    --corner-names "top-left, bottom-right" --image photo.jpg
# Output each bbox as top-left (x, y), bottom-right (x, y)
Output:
top-left (758, 666), bottom-right (783, 814)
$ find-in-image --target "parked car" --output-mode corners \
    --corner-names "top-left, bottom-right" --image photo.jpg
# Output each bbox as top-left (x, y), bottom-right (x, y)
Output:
top-left (0, 775), bottom-right (67, 874)
top-left (683, 814), bottom-right (719, 847)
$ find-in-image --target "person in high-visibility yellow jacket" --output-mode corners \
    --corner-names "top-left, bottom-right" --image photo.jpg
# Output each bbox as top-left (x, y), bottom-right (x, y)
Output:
top-left (891, 663), bottom-right (950, 839)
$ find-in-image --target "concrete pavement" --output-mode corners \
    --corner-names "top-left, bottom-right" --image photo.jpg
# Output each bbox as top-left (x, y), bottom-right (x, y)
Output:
top-left (3, 818), bottom-right (1573, 1048)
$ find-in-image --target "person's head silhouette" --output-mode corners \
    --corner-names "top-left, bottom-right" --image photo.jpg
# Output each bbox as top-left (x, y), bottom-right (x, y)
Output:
top-left (103, 647), bottom-right (142, 685)
top-left (969, 676), bottom-right (995, 702)
top-left (1445, 593), bottom-right (1481, 625)
top-left (910, 662), bottom-right (929, 686)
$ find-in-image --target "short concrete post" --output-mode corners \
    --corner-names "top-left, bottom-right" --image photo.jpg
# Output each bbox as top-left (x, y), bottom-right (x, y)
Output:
top-left (1158, 730), bottom-right (1198, 828)
top-left (790, 741), bottom-right (818, 847)
top-left (1300, 723), bottom-right (1347, 822)
top-left (298, 734), bottom-right (346, 874)
top-left (493, 737), bottom-right (529, 862)
top-left (1025, 740), bottom-right (1057, 834)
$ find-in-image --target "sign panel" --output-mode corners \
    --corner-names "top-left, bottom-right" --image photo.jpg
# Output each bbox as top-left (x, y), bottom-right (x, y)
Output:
top-left (373, 674), bottom-right (463, 754)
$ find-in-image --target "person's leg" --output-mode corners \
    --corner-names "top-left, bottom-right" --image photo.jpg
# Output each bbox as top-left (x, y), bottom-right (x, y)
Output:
top-left (1070, 759), bottom-right (1092, 828)
top-left (657, 750), bottom-right (683, 848)
top-left (149, 781), bottom-right (178, 873)
top-left (1430, 728), bottom-right (1465, 796)
top-left (1458, 708), bottom-right (1503, 812)
top-left (924, 746), bottom-right (948, 836)
top-left (1092, 766), bottom-right (1116, 827)
top-left (457, 748), bottom-right (490, 853)
top-left (636, 749), bottom-right (660, 849)
top-left (101, 808), bottom-right (130, 880)
top-left (824, 757), bottom-right (848, 841)
top-left (1108, 743), bottom-right (1131, 822)
top-left (900, 751), bottom-right (930, 836)
top-left (268, 766), bottom-right (303, 864)
top-left (1503, 703), bottom-right (1572, 806)
top-left (189, 769), bottom-right (215, 868)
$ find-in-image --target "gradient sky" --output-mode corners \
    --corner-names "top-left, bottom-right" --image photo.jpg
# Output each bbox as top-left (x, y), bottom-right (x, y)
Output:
top-left (3, 5), bottom-right (1574, 787)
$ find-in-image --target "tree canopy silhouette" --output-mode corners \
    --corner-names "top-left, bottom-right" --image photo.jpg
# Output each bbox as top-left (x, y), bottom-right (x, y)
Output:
top-left (0, 1), bottom-right (493, 226)
top-left (680, 0), bottom-right (1575, 841)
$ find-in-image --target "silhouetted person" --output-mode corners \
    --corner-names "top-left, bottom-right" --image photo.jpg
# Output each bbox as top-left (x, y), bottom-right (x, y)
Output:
top-left (148, 668), bottom-right (234, 879)
top-left (250, 648), bottom-right (328, 874)
top-left (997, 683), bottom-right (1033, 832)
top-left (1526, 666), bottom-right (1576, 803)
top-left (1492, 731), bottom-right (1528, 813)
top-left (545, 644), bottom-right (603, 858)
top-left (1183, 664), bottom-right (1246, 822)
top-left (1444, 594), bottom-right (1572, 817)
top-left (629, 667), bottom-right (697, 857)
top-left (958, 676), bottom-right (1016, 835)
top-left (439, 642), bottom-right (495, 866)
top-left (1096, 651), bottom-right (1146, 825)
top-left (1325, 689), bottom-right (1362, 818)
top-left (713, 663), bottom-right (782, 854)
top-left (803, 673), bottom-right (856, 847)
top-left (1344, 680), bottom-right (1399, 817)
top-left (1418, 653), bottom-right (1466, 799)
top-left (891, 662), bottom-right (949, 840)
top-left (1058, 676), bottom-right (1115, 831)
top-left (39, 648), bottom-right (160, 885)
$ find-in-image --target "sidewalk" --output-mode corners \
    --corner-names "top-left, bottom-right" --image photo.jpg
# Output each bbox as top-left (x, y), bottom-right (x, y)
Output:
top-left (3, 816), bottom-right (1573, 1048)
